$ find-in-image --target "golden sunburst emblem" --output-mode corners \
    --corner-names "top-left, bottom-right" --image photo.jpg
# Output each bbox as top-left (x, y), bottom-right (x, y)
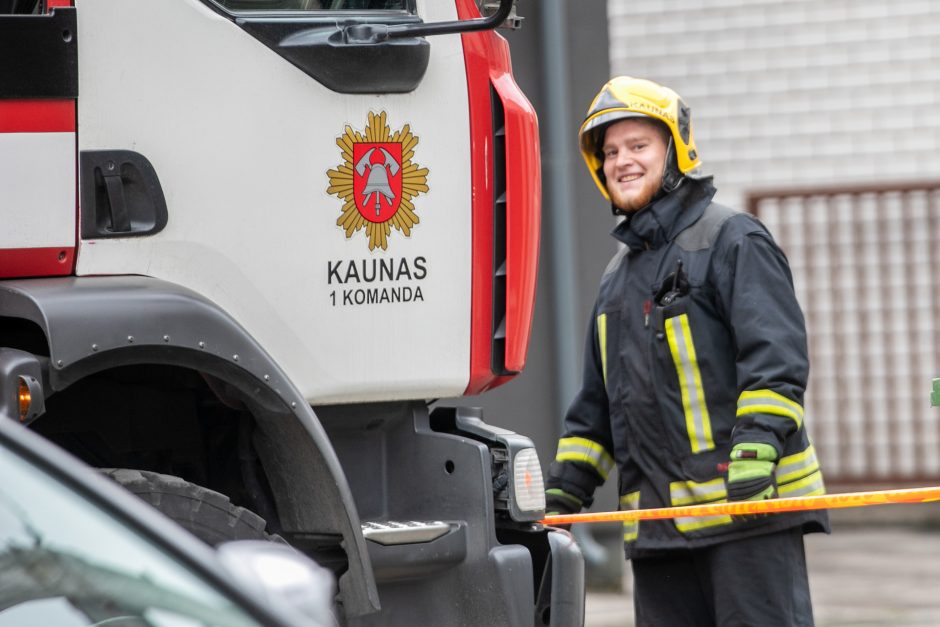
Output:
top-left (326, 112), bottom-right (430, 251)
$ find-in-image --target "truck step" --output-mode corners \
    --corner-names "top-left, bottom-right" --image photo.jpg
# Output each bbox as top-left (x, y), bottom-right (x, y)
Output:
top-left (362, 521), bottom-right (467, 582)
top-left (361, 520), bottom-right (451, 546)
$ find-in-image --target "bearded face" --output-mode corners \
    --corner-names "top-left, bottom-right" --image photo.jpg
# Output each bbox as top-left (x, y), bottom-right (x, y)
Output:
top-left (601, 118), bottom-right (669, 213)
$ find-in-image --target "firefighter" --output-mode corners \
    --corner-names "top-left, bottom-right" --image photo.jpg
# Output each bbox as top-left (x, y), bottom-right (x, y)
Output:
top-left (545, 76), bottom-right (830, 626)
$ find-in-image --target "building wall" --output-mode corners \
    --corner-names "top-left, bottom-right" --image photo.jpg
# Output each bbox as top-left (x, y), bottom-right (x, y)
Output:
top-left (607, 0), bottom-right (940, 210)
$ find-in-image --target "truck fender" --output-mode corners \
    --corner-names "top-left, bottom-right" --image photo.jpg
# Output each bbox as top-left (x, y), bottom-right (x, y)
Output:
top-left (0, 275), bottom-right (380, 618)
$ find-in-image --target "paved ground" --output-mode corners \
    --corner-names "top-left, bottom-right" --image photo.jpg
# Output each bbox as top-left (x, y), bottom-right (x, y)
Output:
top-left (585, 526), bottom-right (940, 626)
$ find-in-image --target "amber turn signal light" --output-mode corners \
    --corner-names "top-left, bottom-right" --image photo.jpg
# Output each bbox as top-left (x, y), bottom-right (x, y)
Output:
top-left (18, 377), bottom-right (32, 422)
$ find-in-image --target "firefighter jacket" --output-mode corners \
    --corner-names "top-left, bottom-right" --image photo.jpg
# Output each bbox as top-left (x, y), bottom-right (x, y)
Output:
top-left (546, 177), bottom-right (829, 557)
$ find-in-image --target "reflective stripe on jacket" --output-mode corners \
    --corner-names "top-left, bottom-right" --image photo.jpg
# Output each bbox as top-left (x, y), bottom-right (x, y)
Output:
top-left (545, 177), bottom-right (829, 557)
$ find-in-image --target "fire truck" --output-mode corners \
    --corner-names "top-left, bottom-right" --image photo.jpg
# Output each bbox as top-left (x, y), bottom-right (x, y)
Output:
top-left (0, 0), bottom-right (584, 625)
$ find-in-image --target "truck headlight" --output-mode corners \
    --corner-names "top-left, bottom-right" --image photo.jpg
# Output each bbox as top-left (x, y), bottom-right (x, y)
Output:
top-left (511, 447), bottom-right (545, 517)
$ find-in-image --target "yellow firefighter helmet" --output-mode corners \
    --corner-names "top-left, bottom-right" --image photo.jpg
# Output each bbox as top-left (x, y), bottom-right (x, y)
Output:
top-left (579, 76), bottom-right (700, 200)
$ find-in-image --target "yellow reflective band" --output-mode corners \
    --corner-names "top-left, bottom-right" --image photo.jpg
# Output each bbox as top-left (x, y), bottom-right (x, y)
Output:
top-left (597, 313), bottom-right (608, 386)
top-left (669, 477), bottom-right (727, 507)
top-left (778, 469), bottom-right (826, 498)
top-left (665, 314), bottom-right (714, 453)
top-left (619, 492), bottom-right (641, 508)
top-left (556, 437), bottom-right (615, 481)
top-left (669, 477), bottom-right (733, 532)
top-left (620, 491), bottom-right (640, 542)
top-left (675, 514), bottom-right (733, 533)
top-left (546, 488), bottom-right (583, 510)
top-left (737, 390), bottom-right (804, 429)
top-left (776, 444), bottom-right (820, 485)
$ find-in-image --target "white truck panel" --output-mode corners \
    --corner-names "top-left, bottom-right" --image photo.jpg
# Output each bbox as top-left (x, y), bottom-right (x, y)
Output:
top-left (0, 132), bottom-right (75, 248)
top-left (75, 0), bottom-right (472, 404)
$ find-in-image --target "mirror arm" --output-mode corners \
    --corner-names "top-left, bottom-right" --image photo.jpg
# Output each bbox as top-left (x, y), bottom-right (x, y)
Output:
top-left (344, 0), bottom-right (514, 43)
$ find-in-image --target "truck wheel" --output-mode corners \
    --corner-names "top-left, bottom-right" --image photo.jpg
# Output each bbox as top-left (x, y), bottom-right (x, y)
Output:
top-left (102, 468), bottom-right (275, 545)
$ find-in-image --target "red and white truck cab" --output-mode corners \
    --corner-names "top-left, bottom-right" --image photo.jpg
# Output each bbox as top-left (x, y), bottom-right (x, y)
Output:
top-left (0, 1), bottom-right (583, 624)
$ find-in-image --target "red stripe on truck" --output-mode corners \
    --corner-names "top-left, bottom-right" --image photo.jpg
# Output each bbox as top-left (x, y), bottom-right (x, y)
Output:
top-left (0, 100), bottom-right (76, 133)
top-left (0, 248), bottom-right (75, 278)
top-left (459, 0), bottom-right (541, 395)
top-left (493, 74), bottom-right (540, 373)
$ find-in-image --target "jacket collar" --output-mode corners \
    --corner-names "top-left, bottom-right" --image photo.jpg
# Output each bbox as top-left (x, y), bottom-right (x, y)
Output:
top-left (612, 177), bottom-right (717, 251)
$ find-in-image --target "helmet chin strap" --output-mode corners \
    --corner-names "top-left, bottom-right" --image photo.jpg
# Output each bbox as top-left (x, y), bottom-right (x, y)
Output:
top-left (620, 138), bottom-right (683, 215)
top-left (660, 137), bottom-right (684, 194)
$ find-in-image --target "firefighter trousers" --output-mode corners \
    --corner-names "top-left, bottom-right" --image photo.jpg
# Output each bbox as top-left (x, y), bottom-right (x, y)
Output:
top-left (631, 527), bottom-right (814, 627)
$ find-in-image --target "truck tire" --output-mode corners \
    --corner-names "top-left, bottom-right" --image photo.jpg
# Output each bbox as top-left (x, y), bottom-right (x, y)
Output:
top-left (102, 468), bottom-right (275, 545)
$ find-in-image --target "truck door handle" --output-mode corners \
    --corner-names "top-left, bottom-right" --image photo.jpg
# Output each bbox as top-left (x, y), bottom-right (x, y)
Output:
top-left (101, 167), bottom-right (131, 233)
top-left (80, 150), bottom-right (168, 239)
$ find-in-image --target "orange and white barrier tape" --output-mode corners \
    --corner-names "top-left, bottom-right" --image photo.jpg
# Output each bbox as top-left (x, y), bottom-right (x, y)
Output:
top-left (541, 486), bottom-right (940, 526)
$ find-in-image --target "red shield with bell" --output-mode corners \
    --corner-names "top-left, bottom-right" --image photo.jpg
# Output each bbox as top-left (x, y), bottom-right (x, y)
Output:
top-left (353, 142), bottom-right (403, 223)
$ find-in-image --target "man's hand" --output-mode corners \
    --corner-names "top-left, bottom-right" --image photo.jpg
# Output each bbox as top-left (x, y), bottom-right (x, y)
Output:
top-left (726, 442), bottom-right (778, 502)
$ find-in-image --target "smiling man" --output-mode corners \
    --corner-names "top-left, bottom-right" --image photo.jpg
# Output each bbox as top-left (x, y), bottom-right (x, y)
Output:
top-left (600, 117), bottom-right (669, 212)
top-left (545, 77), bottom-right (829, 626)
